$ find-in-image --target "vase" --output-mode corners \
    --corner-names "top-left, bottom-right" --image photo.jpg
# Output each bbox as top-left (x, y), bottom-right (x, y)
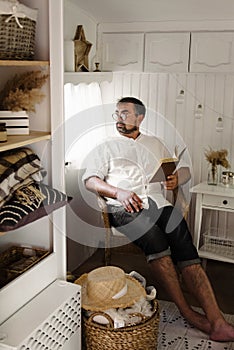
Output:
top-left (207, 164), bottom-right (218, 185)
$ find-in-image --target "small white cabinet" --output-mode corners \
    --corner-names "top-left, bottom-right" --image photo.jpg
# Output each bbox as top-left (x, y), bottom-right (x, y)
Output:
top-left (101, 33), bottom-right (144, 71)
top-left (190, 182), bottom-right (234, 264)
top-left (190, 31), bottom-right (234, 72)
top-left (144, 32), bottom-right (190, 72)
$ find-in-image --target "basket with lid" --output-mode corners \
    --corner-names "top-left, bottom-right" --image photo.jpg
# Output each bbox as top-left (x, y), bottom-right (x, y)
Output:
top-left (0, 0), bottom-right (38, 60)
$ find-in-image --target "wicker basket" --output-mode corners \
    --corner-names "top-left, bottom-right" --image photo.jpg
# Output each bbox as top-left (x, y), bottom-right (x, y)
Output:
top-left (201, 229), bottom-right (234, 259)
top-left (82, 299), bottom-right (160, 350)
top-left (0, 0), bottom-right (37, 60)
top-left (0, 245), bottom-right (49, 287)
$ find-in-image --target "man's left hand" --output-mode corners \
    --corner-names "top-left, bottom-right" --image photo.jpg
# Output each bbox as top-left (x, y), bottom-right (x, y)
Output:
top-left (163, 174), bottom-right (178, 190)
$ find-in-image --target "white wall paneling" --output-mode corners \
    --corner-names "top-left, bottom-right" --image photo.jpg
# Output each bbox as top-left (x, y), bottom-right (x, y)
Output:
top-left (64, 1), bottom-right (234, 269)
top-left (96, 72), bottom-right (234, 235)
top-left (64, 0), bottom-right (97, 71)
top-left (98, 72), bottom-right (234, 169)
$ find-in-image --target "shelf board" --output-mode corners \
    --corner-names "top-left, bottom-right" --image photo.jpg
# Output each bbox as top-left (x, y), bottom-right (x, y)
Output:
top-left (64, 71), bottom-right (113, 84)
top-left (0, 131), bottom-right (51, 152)
top-left (198, 248), bottom-right (234, 263)
top-left (0, 60), bottom-right (49, 67)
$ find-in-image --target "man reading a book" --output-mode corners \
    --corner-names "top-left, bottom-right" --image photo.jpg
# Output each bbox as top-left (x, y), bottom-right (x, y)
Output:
top-left (83, 96), bottom-right (234, 341)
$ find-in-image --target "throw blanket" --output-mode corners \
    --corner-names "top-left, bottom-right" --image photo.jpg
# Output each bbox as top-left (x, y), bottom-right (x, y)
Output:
top-left (0, 147), bottom-right (45, 208)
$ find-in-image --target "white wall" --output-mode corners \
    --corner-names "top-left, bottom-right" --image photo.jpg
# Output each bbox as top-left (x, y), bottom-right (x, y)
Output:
top-left (64, 0), bottom-right (234, 270)
top-left (64, 0), bottom-right (97, 71)
top-left (65, 72), bottom-right (234, 236)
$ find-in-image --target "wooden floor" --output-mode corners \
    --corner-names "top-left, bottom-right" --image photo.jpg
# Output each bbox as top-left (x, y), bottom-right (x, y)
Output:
top-left (73, 246), bottom-right (234, 315)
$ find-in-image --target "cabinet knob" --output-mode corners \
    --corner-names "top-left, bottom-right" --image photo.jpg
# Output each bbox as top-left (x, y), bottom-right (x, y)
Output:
top-left (223, 199), bottom-right (228, 205)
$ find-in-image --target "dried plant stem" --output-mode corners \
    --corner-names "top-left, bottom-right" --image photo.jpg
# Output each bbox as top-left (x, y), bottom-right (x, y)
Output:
top-left (0, 71), bottom-right (48, 112)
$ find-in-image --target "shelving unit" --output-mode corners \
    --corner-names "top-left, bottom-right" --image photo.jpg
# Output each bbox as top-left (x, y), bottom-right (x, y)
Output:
top-left (64, 71), bottom-right (113, 84)
top-left (0, 0), bottom-right (67, 327)
top-left (0, 60), bottom-right (49, 67)
top-left (0, 1), bottom-right (82, 347)
top-left (0, 131), bottom-right (51, 152)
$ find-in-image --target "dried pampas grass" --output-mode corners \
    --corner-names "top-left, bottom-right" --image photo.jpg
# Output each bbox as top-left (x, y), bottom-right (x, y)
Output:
top-left (204, 147), bottom-right (230, 168)
top-left (0, 71), bottom-right (48, 112)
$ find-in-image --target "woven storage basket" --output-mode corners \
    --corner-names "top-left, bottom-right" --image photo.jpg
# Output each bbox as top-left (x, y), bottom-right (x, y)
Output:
top-left (82, 299), bottom-right (160, 350)
top-left (0, 0), bottom-right (37, 60)
top-left (0, 245), bottom-right (49, 287)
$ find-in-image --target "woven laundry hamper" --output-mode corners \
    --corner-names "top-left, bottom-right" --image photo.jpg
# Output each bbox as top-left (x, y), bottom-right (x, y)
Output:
top-left (0, 0), bottom-right (37, 60)
top-left (82, 299), bottom-right (160, 350)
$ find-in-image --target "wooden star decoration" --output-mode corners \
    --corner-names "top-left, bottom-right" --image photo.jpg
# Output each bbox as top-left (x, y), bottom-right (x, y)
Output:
top-left (73, 25), bottom-right (92, 72)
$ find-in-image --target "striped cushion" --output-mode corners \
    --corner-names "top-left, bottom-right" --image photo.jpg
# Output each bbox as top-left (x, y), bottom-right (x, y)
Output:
top-left (0, 147), bottom-right (45, 208)
top-left (0, 183), bottom-right (71, 232)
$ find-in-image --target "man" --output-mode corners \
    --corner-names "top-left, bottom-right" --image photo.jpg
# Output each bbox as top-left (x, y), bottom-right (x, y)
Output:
top-left (83, 96), bottom-right (234, 341)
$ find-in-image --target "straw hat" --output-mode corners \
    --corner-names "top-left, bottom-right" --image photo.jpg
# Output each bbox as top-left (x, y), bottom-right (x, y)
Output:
top-left (75, 266), bottom-right (146, 311)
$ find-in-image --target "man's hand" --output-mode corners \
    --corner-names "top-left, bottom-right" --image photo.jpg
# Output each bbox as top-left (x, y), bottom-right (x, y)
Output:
top-left (163, 174), bottom-right (178, 190)
top-left (116, 189), bottom-right (143, 213)
top-left (85, 176), bottom-right (143, 213)
top-left (162, 167), bottom-right (191, 190)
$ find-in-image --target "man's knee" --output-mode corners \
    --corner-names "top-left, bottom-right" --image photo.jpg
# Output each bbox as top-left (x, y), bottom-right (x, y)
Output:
top-left (178, 259), bottom-right (201, 270)
top-left (146, 248), bottom-right (171, 263)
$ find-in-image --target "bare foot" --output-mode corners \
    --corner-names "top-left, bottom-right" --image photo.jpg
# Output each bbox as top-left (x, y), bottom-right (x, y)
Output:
top-left (210, 319), bottom-right (234, 342)
top-left (181, 308), bottom-right (211, 334)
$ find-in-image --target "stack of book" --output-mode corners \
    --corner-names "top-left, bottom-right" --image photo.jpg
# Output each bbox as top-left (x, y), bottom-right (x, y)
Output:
top-left (0, 111), bottom-right (29, 135)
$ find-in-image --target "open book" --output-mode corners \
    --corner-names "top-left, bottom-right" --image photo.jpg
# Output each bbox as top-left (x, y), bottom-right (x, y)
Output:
top-left (150, 146), bottom-right (186, 183)
top-left (150, 157), bottom-right (179, 182)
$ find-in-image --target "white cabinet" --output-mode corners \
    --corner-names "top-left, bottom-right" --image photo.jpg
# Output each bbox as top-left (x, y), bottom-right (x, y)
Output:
top-left (144, 32), bottom-right (190, 72)
top-left (190, 182), bottom-right (234, 264)
top-left (101, 33), bottom-right (144, 71)
top-left (190, 32), bottom-right (234, 72)
top-left (0, 0), bottom-right (66, 325)
top-left (98, 27), bottom-right (234, 73)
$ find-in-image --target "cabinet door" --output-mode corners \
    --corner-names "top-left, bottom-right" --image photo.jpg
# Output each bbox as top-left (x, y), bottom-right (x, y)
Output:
top-left (101, 33), bottom-right (144, 71)
top-left (190, 32), bottom-right (234, 72)
top-left (144, 32), bottom-right (190, 72)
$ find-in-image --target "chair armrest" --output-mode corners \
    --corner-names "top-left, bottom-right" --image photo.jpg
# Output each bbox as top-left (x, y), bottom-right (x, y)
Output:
top-left (97, 195), bottom-right (108, 212)
top-left (172, 186), bottom-right (189, 219)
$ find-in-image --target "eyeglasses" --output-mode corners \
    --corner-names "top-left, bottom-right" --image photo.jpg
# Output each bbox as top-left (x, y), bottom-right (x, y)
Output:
top-left (112, 112), bottom-right (137, 121)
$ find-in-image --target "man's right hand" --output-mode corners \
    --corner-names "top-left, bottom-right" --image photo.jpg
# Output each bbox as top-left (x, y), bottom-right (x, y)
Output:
top-left (85, 176), bottom-right (143, 213)
top-left (116, 189), bottom-right (143, 213)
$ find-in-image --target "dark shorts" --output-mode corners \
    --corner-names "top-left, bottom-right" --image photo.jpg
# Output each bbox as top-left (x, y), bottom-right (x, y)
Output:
top-left (108, 197), bottom-right (201, 269)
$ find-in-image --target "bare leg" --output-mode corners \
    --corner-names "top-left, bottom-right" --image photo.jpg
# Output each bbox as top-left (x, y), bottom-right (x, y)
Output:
top-left (149, 256), bottom-right (211, 334)
top-left (181, 264), bottom-right (234, 342)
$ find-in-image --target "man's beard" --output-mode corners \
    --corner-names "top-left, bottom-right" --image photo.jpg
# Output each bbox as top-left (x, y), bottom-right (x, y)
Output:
top-left (116, 122), bottom-right (138, 134)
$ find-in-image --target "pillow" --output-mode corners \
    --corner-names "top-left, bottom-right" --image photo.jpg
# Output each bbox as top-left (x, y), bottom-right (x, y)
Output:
top-left (0, 147), bottom-right (45, 208)
top-left (0, 183), bottom-right (71, 232)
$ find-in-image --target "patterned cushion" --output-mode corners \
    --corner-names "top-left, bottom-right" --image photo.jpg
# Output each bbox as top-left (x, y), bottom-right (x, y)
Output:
top-left (0, 183), bottom-right (71, 232)
top-left (0, 147), bottom-right (45, 208)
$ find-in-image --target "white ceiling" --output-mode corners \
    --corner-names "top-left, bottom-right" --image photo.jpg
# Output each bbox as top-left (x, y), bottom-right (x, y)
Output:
top-left (68, 0), bottom-right (234, 23)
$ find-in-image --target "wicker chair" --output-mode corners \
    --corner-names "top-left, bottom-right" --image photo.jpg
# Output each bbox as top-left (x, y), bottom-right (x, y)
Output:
top-left (97, 186), bottom-right (189, 266)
